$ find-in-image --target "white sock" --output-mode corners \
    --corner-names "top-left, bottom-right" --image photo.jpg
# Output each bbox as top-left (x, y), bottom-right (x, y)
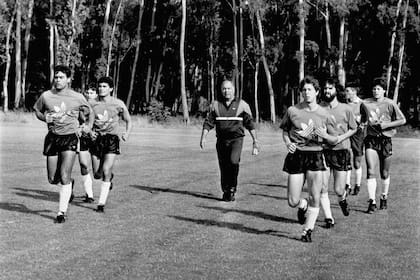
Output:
top-left (59, 183), bottom-right (72, 213)
top-left (367, 178), bottom-right (377, 203)
top-left (82, 174), bottom-right (93, 198)
top-left (355, 168), bottom-right (362, 186)
top-left (320, 193), bottom-right (333, 220)
top-left (298, 198), bottom-right (308, 210)
top-left (304, 207), bottom-right (319, 231)
top-left (381, 177), bottom-right (390, 198)
top-left (346, 170), bottom-right (351, 186)
top-left (98, 181), bottom-right (112, 205)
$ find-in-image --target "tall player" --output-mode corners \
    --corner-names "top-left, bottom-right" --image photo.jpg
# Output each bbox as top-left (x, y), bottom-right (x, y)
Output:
top-left (34, 65), bottom-right (93, 223)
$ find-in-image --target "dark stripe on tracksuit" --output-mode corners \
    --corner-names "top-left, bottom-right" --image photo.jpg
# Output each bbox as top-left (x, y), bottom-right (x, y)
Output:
top-left (203, 99), bottom-right (255, 194)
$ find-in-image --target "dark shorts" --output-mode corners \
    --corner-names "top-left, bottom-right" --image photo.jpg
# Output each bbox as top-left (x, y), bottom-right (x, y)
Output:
top-left (43, 132), bottom-right (78, 156)
top-left (90, 134), bottom-right (120, 157)
top-left (364, 135), bottom-right (392, 158)
top-left (283, 150), bottom-right (326, 174)
top-left (323, 149), bottom-right (352, 171)
top-left (350, 128), bottom-right (365, 157)
top-left (79, 133), bottom-right (92, 152)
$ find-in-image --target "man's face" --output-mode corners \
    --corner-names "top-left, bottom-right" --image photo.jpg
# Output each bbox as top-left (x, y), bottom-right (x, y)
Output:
top-left (87, 88), bottom-right (98, 100)
top-left (221, 81), bottom-right (235, 102)
top-left (372, 85), bottom-right (385, 99)
top-left (98, 82), bottom-right (113, 97)
top-left (345, 87), bottom-right (356, 102)
top-left (301, 83), bottom-right (318, 103)
top-left (323, 83), bottom-right (337, 102)
top-left (54, 71), bottom-right (71, 90)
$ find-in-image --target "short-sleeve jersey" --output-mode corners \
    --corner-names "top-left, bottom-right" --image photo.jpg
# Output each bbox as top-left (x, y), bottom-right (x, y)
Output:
top-left (320, 101), bottom-right (357, 150)
top-left (363, 97), bottom-right (405, 138)
top-left (203, 99), bottom-right (255, 140)
top-left (347, 96), bottom-right (365, 125)
top-left (280, 103), bottom-right (330, 151)
top-left (90, 97), bottom-right (127, 135)
top-left (33, 88), bottom-right (90, 135)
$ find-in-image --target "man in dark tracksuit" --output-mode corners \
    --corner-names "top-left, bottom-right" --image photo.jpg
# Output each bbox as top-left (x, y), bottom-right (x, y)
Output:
top-left (200, 80), bottom-right (259, 202)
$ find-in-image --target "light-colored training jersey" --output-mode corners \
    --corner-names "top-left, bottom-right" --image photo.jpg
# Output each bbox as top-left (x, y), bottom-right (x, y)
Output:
top-left (34, 88), bottom-right (90, 135)
top-left (320, 101), bottom-right (357, 150)
top-left (91, 97), bottom-right (127, 135)
top-left (363, 97), bottom-right (405, 138)
top-left (280, 103), bottom-right (331, 151)
top-left (347, 96), bottom-right (365, 125)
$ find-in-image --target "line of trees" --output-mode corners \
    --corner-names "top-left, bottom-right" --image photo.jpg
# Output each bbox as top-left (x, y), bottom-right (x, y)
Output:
top-left (1, 0), bottom-right (419, 125)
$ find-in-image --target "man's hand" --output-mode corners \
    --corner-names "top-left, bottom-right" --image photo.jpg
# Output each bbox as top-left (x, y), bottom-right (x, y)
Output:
top-left (121, 132), bottom-right (129, 141)
top-left (286, 143), bottom-right (297, 154)
top-left (200, 137), bottom-right (206, 150)
top-left (314, 126), bottom-right (328, 139)
top-left (252, 140), bottom-right (260, 155)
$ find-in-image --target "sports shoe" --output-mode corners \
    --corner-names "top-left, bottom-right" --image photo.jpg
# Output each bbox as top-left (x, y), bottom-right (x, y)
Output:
top-left (56, 212), bottom-right (66, 223)
top-left (366, 199), bottom-right (377, 214)
top-left (379, 195), bottom-right (387, 210)
top-left (339, 199), bottom-right (350, 216)
top-left (352, 185), bottom-right (360, 195)
top-left (301, 229), bottom-right (312, 242)
top-left (69, 179), bottom-right (75, 203)
top-left (222, 192), bottom-right (235, 202)
top-left (325, 218), bottom-right (335, 228)
top-left (345, 184), bottom-right (352, 196)
top-left (297, 200), bottom-right (308, 225)
top-left (110, 173), bottom-right (114, 190)
top-left (96, 205), bottom-right (105, 212)
top-left (83, 194), bottom-right (94, 203)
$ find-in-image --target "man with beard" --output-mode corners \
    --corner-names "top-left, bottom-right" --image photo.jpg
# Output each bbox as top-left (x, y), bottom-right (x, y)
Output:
top-left (318, 78), bottom-right (357, 228)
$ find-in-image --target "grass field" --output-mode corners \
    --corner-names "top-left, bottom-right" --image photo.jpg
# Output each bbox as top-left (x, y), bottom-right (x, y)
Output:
top-left (1, 120), bottom-right (419, 280)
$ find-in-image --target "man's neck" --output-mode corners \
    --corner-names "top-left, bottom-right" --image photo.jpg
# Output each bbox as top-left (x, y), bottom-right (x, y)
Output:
top-left (328, 98), bottom-right (339, 108)
top-left (224, 98), bottom-right (234, 106)
top-left (305, 101), bottom-right (319, 111)
top-left (100, 95), bottom-right (111, 102)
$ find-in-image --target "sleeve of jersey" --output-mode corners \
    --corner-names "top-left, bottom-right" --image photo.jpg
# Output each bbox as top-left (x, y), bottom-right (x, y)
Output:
top-left (359, 103), bottom-right (368, 124)
top-left (203, 110), bottom-right (216, 131)
top-left (241, 111), bottom-right (256, 130)
top-left (33, 93), bottom-right (45, 113)
top-left (279, 109), bottom-right (291, 131)
top-left (347, 109), bottom-right (357, 130)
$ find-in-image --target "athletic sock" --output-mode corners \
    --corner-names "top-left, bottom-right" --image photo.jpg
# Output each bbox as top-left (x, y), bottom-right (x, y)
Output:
top-left (98, 181), bottom-right (112, 205)
top-left (367, 178), bottom-right (377, 203)
top-left (381, 177), bottom-right (390, 198)
top-left (82, 174), bottom-right (93, 198)
top-left (346, 170), bottom-right (351, 186)
top-left (59, 183), bottom-right (72, 213)
top-left (298, 198), bottom-right (308, 210)
top-left (320, 192), bottom-right (333, 220)
top-left (355, 167), bottom-right (362, 186)
top-left (304, 207), bottom-right (319, 231)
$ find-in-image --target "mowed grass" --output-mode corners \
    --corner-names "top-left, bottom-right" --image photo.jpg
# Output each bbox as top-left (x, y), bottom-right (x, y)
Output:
top-left (1, 121), bottom-right (419, 280)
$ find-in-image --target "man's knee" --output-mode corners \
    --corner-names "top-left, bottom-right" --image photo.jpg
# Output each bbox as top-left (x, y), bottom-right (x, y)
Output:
top-left (380, 170), bottom-right (390, 179)
top-left (48, 176), bottom-right (60, 185)
top-left (288, 197), bottom-right (300, 208)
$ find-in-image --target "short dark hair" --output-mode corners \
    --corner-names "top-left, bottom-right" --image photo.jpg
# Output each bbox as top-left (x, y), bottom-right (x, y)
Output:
top-left (299, 76), bottom-right (320, 92)
top-left (54, 65), bottom-right (72, 77)
top-left (87, 82), bottom-right (97, 91)
top-left (372, 77), bottom-right (387, 90)
top-left (98, 76), bottom-right (114, 88)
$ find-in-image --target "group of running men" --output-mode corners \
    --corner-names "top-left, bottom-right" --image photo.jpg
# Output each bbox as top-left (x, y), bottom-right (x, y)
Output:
top-left (34, 66), bottom-right (406, 243)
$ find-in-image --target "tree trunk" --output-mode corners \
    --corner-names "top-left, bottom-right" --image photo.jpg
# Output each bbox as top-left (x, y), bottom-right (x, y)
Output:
top-left (144, 0), bottom-right (157, 103)
top-left (232, 0), bottom-right (239, 96)
top-left (106, 0), bottom-right (124, 76)
top-left (180, 0), bottom-right (190, 124)
top-left (337, 16), bottom-right (346, 86)
top-left (126, 0), bottom-right (145, 109)
top-left (66, 0), bottom-right (77, 67)
top-left (209, 37), bottom-right (215, 102)
top-left (393, 0), bottom-right (409, 103)
top-left (48, 0), bottom-right (54, 85)
top-left (324, 1), bottom-right (333, 75)
top-left (14, 0), bottom-right (22, 109)
top-left (102, 0), bottom-right (112, 53)
top-left (239, 2), bottom-right (244, 99)
top-left (298, 0), bottom-right (305, 102)
top-left (152, 17), bottom-right (172, 98)
top-left (254, 60), bottom-right (260, 123)
top-left (256, 10), bottom-right (276, 123)
top-left (2, 8), bottom-right (16, 112)
top-left (21, 0), bottom-right (34, 100)
top-left (386, 0), bottom-right (403, 97)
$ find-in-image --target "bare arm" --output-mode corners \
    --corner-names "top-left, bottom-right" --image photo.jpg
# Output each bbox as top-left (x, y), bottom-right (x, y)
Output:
top-left (282, 130), bottom-right (296, 153)
top-left (34, 108), bottom-right (46, 122)
top-left (121, 105), bottom-right (132, 141)
top-left (200, 129), bottom-right (210, 150)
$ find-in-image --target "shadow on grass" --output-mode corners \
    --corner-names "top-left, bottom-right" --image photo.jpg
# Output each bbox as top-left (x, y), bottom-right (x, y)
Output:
top-left (246, 183), bottom-right (288, 189)
top-left (168, 215), bottom-right (300, 241)
top-left (129, 185), bottom-right (222, 201)
top-left (249, 193), bottom-right (288, 201)
top-left (198, 205), bottom-right (297, 224)
top-left (0, 202), bottom-right (55, 221)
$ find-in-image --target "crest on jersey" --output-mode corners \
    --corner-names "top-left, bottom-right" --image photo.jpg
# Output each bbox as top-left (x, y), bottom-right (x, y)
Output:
top-left (297, 119), bottom-right (315, 138)
top-left (369, 108), bottom-right (385, 124)
top-left (96, 110), bottom-right (113, 129)
top-left (51, 102), bottom-right (67, 122)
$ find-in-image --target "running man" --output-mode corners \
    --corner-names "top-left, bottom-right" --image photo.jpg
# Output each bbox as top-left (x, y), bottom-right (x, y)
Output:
top-left (34, 65), bottom-right (93, 223)
top-left (363, 78), bottom-right (406, 213)
top-left (345, 84), bottom-right (367, 195)
top-left (77, 84), bottom-right (98, 203)
top-left (90, 77), bottom-right (132, 212)
top-left (200, 80), bottom-right (259, 202)
top-left (319, 78), bottom-right (357, 228)
top-left (280, 76), bottom-right (337, 242)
